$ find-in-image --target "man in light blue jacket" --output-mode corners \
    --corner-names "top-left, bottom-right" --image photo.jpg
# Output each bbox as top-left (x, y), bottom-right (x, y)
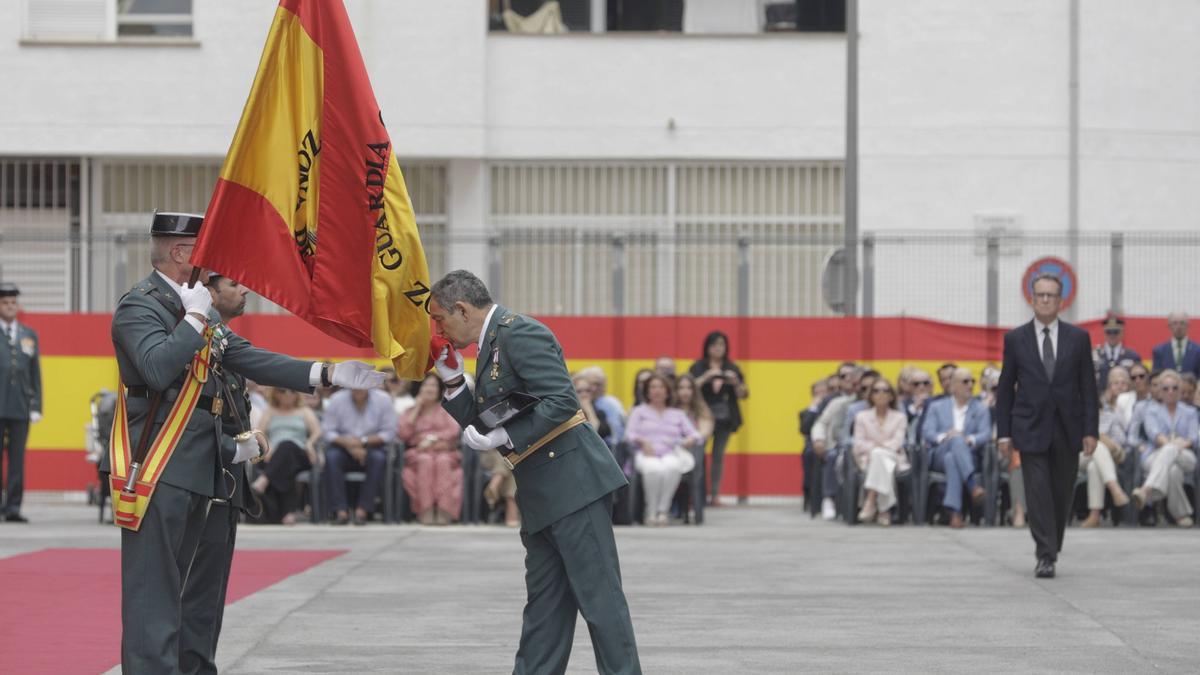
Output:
top-left (922, 367), bottom-right (992, 527)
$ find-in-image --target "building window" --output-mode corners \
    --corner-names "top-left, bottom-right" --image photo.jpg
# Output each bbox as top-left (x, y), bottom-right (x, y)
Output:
top-left (489, 0), bottom-right (592, 33)
top-left (607, 0), bottom-right (683, 32)
top-left (765, 1), bottom-right (846, 33)
top-left (117, 0), bottom-right (193, 38)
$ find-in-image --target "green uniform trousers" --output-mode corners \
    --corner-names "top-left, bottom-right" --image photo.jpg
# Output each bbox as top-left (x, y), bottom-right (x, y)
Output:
top-left (121, 482), bottom-right (209, 674)
top-left (515, 494), bottom-right (641, 675)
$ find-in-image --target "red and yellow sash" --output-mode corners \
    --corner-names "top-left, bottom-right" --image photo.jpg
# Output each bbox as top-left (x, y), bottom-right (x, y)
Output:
top-left (108, 328), bottom-right (215, 531)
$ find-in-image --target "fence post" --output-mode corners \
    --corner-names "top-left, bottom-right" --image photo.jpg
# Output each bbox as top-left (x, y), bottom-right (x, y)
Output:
top-left (736, 235), bottom-right (750, 505)
top-left (611, 234), bottom-right (626, 317)
top-left (114, 232), bottom-right (127, 297)
top-left (1110, 232), bottom-right (1124, 315)
top-left (487, 234), bottom-right (502, 298)
top-left (861, 234), bottom-right (875, 317)
top-left (986, 233), bottom-right (999, 328)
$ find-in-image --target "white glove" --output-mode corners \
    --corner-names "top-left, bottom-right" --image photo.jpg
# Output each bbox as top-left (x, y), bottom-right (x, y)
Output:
top-left (30, 412), bottom-right (42, 423)
top-left (463, 424), bottom-right (511, 452)
top-left (330, 360), bottom-right (388, 389)
top-left (233, 436), bottom-right (261, 463)
top-left (178, 282), bottom-right (213, 317)
top-left (434, 346), bottom-right (464, 383)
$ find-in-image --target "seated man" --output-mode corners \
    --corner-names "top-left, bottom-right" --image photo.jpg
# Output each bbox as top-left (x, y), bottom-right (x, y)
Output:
top-left (322, 387), bottom-right (397, 524)
top-left (921, 367), bottom-right (991, 528)
top-left (1131, 369), bottom-right (1197, 527)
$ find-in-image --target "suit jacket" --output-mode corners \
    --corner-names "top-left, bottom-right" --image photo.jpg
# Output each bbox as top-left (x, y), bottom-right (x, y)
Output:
top-left (100, 272), bottom-right (314, 497)
top-left (1092, 343), bottom-right (1142, 388)
top-left (851, 408), bottom-right (909, 472)
top-left (920, 395), bottom-right (991, 449)
top-left (0, 321), bottom-right (41, 420)
top-left (442, 305), bottom-right (627, 534)
top-left (1151, 339), bottom-right (1200, 378)
top-left (996, 319), bottom-right (1099, 454)
top-left (1141, 401), bottom-right (1199, 450)
top-left (216, 354), bottom-right (252, 509)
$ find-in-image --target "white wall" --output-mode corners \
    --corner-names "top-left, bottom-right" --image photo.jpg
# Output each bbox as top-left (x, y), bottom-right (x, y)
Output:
top-left (1, 0), bottom-right (1197, 233)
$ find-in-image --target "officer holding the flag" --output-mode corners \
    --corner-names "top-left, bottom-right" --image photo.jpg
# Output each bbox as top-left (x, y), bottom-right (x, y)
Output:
top-left (100, 212), bottom-right (386, 674)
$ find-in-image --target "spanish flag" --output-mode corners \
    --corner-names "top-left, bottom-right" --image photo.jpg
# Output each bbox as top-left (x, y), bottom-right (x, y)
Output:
top-left (193, 0), bottom-right (430, 378)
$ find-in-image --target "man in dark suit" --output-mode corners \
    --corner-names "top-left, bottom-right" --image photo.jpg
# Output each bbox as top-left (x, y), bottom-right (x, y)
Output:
top-left (0, 282), bottom-right (41, 523)
top-left (996, 273), bottom-right (1099, 579)
top-left (429, 270), bottom-right (640, 674)
top-left (1151, 312), bottom-right (1200, 379)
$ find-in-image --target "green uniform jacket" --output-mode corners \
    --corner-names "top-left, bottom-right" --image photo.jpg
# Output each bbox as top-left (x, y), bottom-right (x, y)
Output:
top-left (216, 351), bottom-right (252, 509)
top-left (100, 273), bottom-right (313, 498)
top-left (0, 322), bottom-right (41, 420)
top-left (443, 305), bottom-right (627, 534)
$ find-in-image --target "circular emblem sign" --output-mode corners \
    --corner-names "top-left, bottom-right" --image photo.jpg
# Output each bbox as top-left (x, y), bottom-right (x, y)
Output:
top-left (1022, 256), bottom-right (1077, 311)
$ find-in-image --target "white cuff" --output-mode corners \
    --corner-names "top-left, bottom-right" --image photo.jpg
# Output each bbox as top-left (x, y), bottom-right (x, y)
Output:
top-left (309, 362), bottom-right (323, 386)
top-left (937, 432), bottom-right (947, 444)
top-left (445, 382), bottom-right (468, 400)
top-left (183, 315), bottom-right (206, 335)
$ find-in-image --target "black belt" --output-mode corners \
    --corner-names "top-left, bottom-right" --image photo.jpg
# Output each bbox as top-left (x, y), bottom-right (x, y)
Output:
top-left (126, 386), bottom-right (224, 416)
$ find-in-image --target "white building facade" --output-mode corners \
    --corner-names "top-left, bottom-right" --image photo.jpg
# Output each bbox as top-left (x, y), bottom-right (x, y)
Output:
top-left (2, 0), bottom-right (1198, 324)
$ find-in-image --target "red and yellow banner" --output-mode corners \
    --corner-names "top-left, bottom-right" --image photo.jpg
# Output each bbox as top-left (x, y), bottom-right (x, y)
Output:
top-left (193, 0), bottom-right (430, 379)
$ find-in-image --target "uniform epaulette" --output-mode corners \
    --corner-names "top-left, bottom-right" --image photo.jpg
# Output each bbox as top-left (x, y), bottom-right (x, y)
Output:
top-left (500, 313), bottom-right (521, 326)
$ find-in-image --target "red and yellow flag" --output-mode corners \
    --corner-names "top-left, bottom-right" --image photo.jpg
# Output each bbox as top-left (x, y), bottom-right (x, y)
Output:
top-left (193, 0), bottom-right (430, 378)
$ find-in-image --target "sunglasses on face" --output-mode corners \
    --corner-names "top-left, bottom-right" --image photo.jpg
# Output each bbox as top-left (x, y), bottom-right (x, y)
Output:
top-left (959, 378), bottom-right (975, 385)
top-left (1104, 329), bottom-right (1121, 335)
top-left (1132, 373), bottom-right (1147, 380)
top-left (839, 372), bottom-right (854, 379)
top-left (912, 380), bottom-right (932, 387)
top-left (871, 387), bottom-right (891, 394)
top-left (1163, 385), bottom-right (1179, 392)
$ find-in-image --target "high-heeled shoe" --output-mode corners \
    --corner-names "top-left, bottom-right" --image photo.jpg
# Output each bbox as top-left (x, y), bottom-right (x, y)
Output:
top-left (857, 503), bottom-right (877, 522)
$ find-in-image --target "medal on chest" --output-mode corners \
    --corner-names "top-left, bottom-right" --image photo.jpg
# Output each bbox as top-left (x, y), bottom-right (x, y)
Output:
top-left (490, 347), bottom-right (501, 380)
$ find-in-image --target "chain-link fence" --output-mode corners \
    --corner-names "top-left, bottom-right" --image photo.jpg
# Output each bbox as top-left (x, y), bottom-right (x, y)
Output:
top-left (1, 227), bottom-right (1197, 322)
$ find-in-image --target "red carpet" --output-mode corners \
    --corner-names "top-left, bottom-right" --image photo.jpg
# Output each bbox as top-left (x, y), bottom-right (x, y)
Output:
top-left (0, 547), bottom-right (345, 674)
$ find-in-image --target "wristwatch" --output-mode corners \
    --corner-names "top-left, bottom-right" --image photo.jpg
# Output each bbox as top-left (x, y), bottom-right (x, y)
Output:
top-left (320, 362), bottom-right (333, 388)
top-left (360, 434), bottom-right (370, 446)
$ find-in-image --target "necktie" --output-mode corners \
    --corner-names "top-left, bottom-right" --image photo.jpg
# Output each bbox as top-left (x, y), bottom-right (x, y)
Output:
top-left (1175, 340), bottom-right (1185, 367)
top-left (3, 324), bottom-right (11, 344)
top-left (1042, 327), bottom-right (1055, 380)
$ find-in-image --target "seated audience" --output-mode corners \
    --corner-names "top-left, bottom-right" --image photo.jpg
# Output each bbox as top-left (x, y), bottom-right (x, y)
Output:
top-left (574, 372), bottom-right (612, 441)
top-left (655, 356), bottom-right (677, 384)
top-left (399, 374), bottom-right (464, 525)
top-left (481, 448), bottom-right (520, 527)
top-left (853, 377), bottom-right (908, 526)
top-left (385, 369), bottom-right (417, 417)
top-left (1131, 369), bottom-right (1197, 526)
top-left (1079, 367), bottom-right (1132, 527)
top-left (252, 387), bottom-right (322, 524)
top-left (626, 374), bottom-right (703, 526)
top-left (323, 387), bottom-right (397, 525)
top-left (811, 363), bottom-right (861, 520)
top-left (921, 367), bottom-right (990, 528)
top-left (580, 365), bottom-right (625, 448)
top-left (632, 368), bottom-right (655, 406)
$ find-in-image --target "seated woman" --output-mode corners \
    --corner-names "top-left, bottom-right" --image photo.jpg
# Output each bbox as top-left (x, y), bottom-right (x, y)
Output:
top-left (399, 374), bottom-right (464, 525)
top-left (1080, 367), bottom-right (1132, 527)
top-left (252, 387), bottom-right (322, 524)
top-left (1132, 369), bottom-right (1198, 527)
top-left (853, 377), bottom-right (908, 526)
top-left (626, 374), bottom-right (703, 526)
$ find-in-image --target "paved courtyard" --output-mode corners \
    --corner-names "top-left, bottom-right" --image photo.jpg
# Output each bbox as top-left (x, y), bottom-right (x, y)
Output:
top-left (3, 497), bottom-right (1199, 674)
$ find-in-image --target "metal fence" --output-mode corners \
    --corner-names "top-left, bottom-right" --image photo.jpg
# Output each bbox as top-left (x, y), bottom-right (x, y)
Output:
top-left (2, 226), bottom-right (1198, 323)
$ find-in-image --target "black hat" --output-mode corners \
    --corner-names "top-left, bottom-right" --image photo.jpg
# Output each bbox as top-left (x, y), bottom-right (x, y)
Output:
top-left (150, 212), bottom-right (204, 237)
top-left (1103, 313), bottom-right (1125, 331)
top-left (0, 282), bottom-right (18, 298)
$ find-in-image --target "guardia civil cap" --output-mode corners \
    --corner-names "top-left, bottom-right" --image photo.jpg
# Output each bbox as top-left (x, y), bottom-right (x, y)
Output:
top-left (0, 282), bottom-right (18, 298)
top-left (1103, 313), bottom-right (1125, 331)
top-left (150, 212), bottom-right (204, 237)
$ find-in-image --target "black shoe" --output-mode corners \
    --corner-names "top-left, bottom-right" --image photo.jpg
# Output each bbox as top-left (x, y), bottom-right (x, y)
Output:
top-left (4, 513), bottom-right (28, 523)
top-left (1035, 558), bottom-right (1056, 579)
top-left (332, 512), bottom-right (350, 526)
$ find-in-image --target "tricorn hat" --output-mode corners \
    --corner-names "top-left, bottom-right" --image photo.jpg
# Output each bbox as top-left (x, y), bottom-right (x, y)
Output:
top-left (150, 212), bottom-right (204, 237)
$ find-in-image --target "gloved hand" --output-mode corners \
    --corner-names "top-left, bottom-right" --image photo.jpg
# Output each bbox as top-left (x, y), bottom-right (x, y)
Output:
top-left (232, 432), bottom-right (265, 463)
top-left (29, 412), bottom-right (42, 424)
top-left (178, 281), bottom-right (213, 318)
top-left (431, 340), bottom-right (464, 383)
top-left (330, 360), bottom-right (387, 389)
top-left (463, 424), bottom-right (511, 452)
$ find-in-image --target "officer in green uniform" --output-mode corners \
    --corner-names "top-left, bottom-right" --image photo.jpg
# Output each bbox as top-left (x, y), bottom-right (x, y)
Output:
top-left (0, 282), bottom-right (41, 523)
top-left (179, 272), bottom-right (256, 675)
top-left (100, 212), bottom-right (385, 674)
top-left (429, 270), bottom-right (641, 675)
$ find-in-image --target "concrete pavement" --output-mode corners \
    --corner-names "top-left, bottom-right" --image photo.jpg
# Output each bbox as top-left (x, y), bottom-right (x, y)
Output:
top-left (4, 498), bottom-right (1199, 673)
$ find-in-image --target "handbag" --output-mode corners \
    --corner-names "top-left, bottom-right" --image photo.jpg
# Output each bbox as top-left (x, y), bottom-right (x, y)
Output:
top-left (672, 444), bottom-right (697, 473)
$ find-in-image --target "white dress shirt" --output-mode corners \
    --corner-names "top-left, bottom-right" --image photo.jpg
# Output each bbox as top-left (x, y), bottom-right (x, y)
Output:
top-left (1034, 317), bottom-right (1059, 358)
top-left (0, 318), bottom-right (16, 344)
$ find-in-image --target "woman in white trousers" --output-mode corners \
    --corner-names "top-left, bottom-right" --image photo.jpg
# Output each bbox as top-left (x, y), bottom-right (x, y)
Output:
top-left (854, 378), bottom-right (909, 526)
top-left (1080, 367), bottom-right (1132, 527)
top-left (627, 374), bottom-right (703, 526)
